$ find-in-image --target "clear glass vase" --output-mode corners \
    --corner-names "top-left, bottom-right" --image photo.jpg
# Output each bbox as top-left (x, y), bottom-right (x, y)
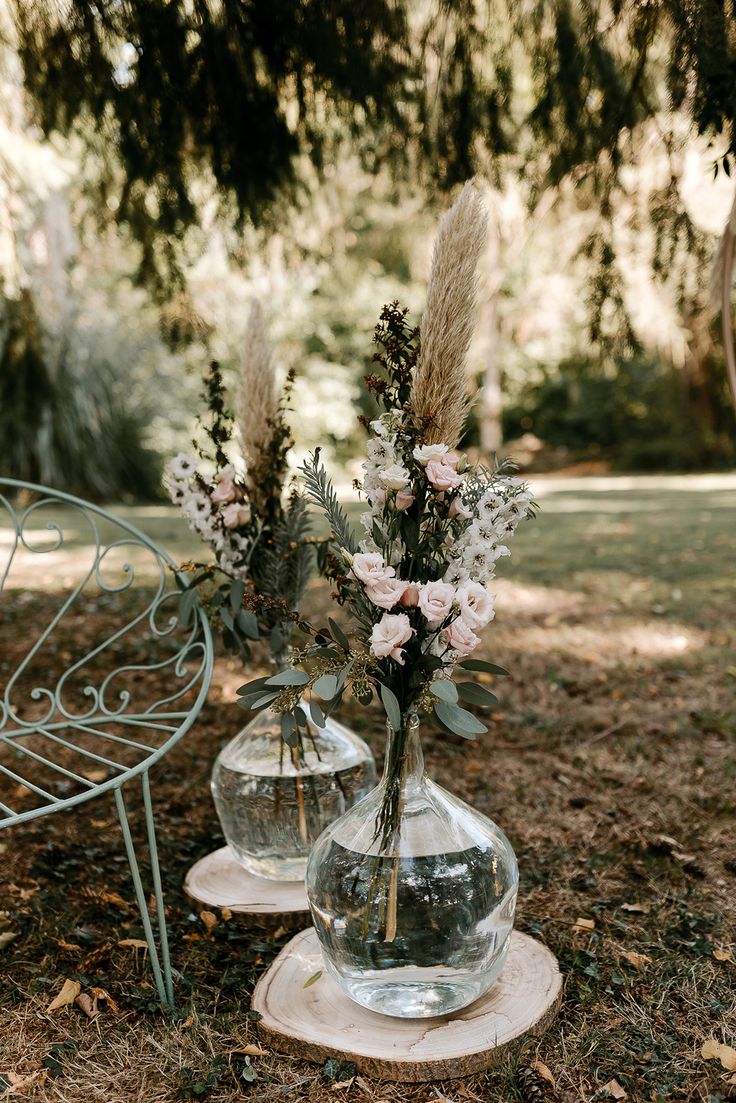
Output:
top-left (211, 704), bottom-right (376, 881)
top-left (306, 713), bottom-right (518, 1017)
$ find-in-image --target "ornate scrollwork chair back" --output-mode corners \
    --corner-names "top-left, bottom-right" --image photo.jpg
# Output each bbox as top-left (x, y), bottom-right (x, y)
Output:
top-left (0, 479), bottom-right (214, 1006)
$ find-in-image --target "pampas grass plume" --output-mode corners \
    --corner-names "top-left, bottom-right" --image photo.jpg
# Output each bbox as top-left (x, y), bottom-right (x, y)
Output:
top-left (238, 299), bottom-right (279, 471)
top-left (411, 181), bottom-right (488, 446)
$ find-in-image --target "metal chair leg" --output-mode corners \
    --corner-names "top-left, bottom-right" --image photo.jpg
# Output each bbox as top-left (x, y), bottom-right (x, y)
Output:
top-left (114, 783), bottom-right (171, 1007)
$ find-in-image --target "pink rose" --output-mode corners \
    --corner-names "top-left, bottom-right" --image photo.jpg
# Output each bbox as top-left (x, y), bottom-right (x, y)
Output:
top-left (444, 451), bottom-right (461, 469)
top-left (418, 580), bottom-right (455, 625)
top-left (394, 489), bottom-right (415, 512)
top-left (426, 458), bottom-right (464, 492)
top-left (370, 612), bottom-right (414, 665)
top-left (443, 616), bottom-right (480, 655)
top-left (366, 578), bottom-right (410, 610)
top-left (400, 583), bottom-right (420, 608)
top-left (211, 476), bottom-right (237, 504)
top-left (221, 502), bottom-right (251, 529)
top-left (457, 581), bottom-right (495, 629)
top-left (448, 496), bottom-right (473, 520)
top-left (351, 552), bottom-right (395, 586)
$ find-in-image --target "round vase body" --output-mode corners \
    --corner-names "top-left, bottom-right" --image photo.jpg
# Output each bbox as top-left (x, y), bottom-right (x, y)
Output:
top-left (306, 717), bottom-right (518, 1018)
top-left (211, 706), bottom-right (376, 882)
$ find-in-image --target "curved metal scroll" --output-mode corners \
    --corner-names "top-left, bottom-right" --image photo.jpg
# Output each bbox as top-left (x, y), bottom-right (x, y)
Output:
top-left (0, 478), bottom-right (214, 828)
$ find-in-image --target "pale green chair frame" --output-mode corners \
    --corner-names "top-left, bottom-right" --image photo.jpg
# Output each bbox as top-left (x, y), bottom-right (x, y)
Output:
top-left (0, 479), bottom-right (214, 1007)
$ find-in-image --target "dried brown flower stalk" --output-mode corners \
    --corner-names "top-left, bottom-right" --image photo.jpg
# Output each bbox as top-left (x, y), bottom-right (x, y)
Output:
top-left (237, 299), bottom-right (279, 471)
top-left (411, 180), bottom-right (488, 446)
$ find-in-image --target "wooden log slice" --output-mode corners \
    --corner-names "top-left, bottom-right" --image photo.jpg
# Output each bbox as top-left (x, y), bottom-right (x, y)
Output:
top-left (252, 927), bottom-right (562, 1082)
top-left (184, 847), bottom-right (309, 915)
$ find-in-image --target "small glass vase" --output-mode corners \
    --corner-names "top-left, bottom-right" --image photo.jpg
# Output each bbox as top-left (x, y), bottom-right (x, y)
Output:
top-left (306, 712), bottom-right (518, 1017)
top-left (211, 703), bottom-right (376, 882)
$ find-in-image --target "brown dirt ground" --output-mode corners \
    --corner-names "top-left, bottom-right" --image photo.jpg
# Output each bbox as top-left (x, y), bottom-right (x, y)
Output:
top-left (1, 480), bottom-right (735, 1103)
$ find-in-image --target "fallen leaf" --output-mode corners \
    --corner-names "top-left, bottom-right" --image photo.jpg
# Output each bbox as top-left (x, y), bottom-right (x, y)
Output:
top-left (99, 890), bottom-right (130, 910)
top-left (82, 768), bottom-right (107, 783)
top-left (74, 991), bottom-right (98, 1020)
top-left (220, 906), bottom-right (233, 922)
top-left (56, 939), bottom-right (81, 953)
top-left (531, 1059), bottom-right (555, 1087)
top-left (714, 947), bottom-right (734, 963)
top-left (0, 930), bottom-right (20, 950)
top-left (272, 925), bottom-right (287, 941)
top-left (573, 917), bottom-right (595, 932)
top-left (118, 938), bottom-right (148, 950)
top-left (333, 1078), bottom-right (355, 1091)
top-left (621, 902), bottom-right (650, 914)
top-left (46, 979), bottom-right (81, 1013)
top-left (603, 1079), bottom-right (627, 1099)
top-left (233, 1044), bottom-right (268, 1057)
top-left (622, 951), bottom-right (652, 970)
top-left (303, 970), bottom-right (322, 989)
top-left (90, 987), bottom-right (120, 1015)
top-left (5, 1068), bottom-right (49, 1093)
top-left (702, 1039), bottom-right (736, 1071)
top-left (355, 1076), bottom-right (373, 1097)
top-left (200, 910), bottom-right (218, 933)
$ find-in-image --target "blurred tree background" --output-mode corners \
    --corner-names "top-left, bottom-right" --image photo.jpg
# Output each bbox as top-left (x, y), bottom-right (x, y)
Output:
top-left (2, 0), bottom-right (736, 498)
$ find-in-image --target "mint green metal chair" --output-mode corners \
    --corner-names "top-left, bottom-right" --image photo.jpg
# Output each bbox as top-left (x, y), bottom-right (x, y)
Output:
top-left (0, 479), bottom-right (214, 1006)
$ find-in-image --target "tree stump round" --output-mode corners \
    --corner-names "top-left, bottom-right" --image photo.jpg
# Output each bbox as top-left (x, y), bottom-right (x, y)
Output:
top-left (252, 927), bottom-right (562, 1082)
top-left (184, 847), bottom-right (309, 915)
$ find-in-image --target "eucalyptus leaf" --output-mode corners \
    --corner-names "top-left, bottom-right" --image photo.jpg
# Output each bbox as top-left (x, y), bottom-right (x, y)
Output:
top-left (313, 674), bottom-right (338, 700)
top-left (265, 669), bottom-right (310, 687)
top-left (236, 676), bottom-right (271, 697)
top-left (457, 681), bottom-right (498, 707)
top-left (248, 692), bottom-right (280, 711)
top-left (328, 617), bottom-right (351, 653)
top-left (177, 587), bottom-right (197, 626)
top-left (229, 579), bottom-right (245, 615)
top-left (433, 700), bottom-right (487, 738)
top-left (459, 659), bottom-right (509, 676)
top-left (380, 684), bottom-right (402, 732)
top-left (430, 679), bottom-right (459, 704)
top-left (335, 659), bottom-right (355, 695)
top-left (220, 608), bottom-right (234, 632)
top-left (237, 610), bottom-right (260, 640)
top-left (309, 700), bottom-right (326, 728)
top-left (280, 711), bottom-right (299, 747)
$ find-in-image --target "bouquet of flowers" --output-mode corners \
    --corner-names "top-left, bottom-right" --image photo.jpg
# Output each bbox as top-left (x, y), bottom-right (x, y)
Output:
top-left (165, 303), bottom-right (311, 666)
top-left (237, 183), bottom-right (535, 844)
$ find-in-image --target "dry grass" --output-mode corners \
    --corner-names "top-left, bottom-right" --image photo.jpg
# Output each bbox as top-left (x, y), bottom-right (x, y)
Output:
top-left (1, 477), bottom-right (735, 1102)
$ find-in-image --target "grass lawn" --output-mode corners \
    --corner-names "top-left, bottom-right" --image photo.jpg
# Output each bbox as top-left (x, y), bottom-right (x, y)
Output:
top-left (1, 474), bottom-right (735, 1102)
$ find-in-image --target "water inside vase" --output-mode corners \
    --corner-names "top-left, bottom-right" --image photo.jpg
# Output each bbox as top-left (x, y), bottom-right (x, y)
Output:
top-left (309, 837), bottom-right (517, 1017)
top-left (211, 707), bottom-right (376, 881)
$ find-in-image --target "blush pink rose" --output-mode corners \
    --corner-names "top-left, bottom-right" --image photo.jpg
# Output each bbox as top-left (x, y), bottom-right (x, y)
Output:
top-left (394, 488), bottom-right (415, 512)
top-left (221, 502), bottom-right (251, 529)
top-left (425, 458), bottom-right (464, 492)
top-left (442, 616), bottom-right (481, 655)
top-left (418, 580), bottom-right (455, 625)
top-left (400, 583), bottom-right (420, 608)
top-left (457, 581), bottom-right (495, 628)
top-left (211, 476), bottom-right (237, 504)
top-left (370, 612), bottom-right (414, 664)
top-left (351, 552), bottom-right (395, 586)
top-left (366, 578), bottom-right (410, 610)
top-left (448, 496), bottom-right (473, 520)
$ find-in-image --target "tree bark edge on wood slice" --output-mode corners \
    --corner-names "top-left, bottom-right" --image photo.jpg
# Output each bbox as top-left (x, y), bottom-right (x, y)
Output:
top-left (184, 846), bottom-right (309, 915)
top-left (252, 927), bottom-right (562, 1082)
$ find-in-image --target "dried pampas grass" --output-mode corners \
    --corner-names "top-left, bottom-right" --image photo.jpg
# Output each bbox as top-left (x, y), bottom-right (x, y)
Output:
top-left (411, 180), bottom-right (488, 446)
top-left (238, 299), bottom-right (279, 471)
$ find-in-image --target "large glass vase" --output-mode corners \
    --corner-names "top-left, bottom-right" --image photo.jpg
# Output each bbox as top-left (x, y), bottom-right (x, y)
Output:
top-left (306, 713), bottom-right (518, 1017)
top-left (211, 704), bottom-right (376, 882)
